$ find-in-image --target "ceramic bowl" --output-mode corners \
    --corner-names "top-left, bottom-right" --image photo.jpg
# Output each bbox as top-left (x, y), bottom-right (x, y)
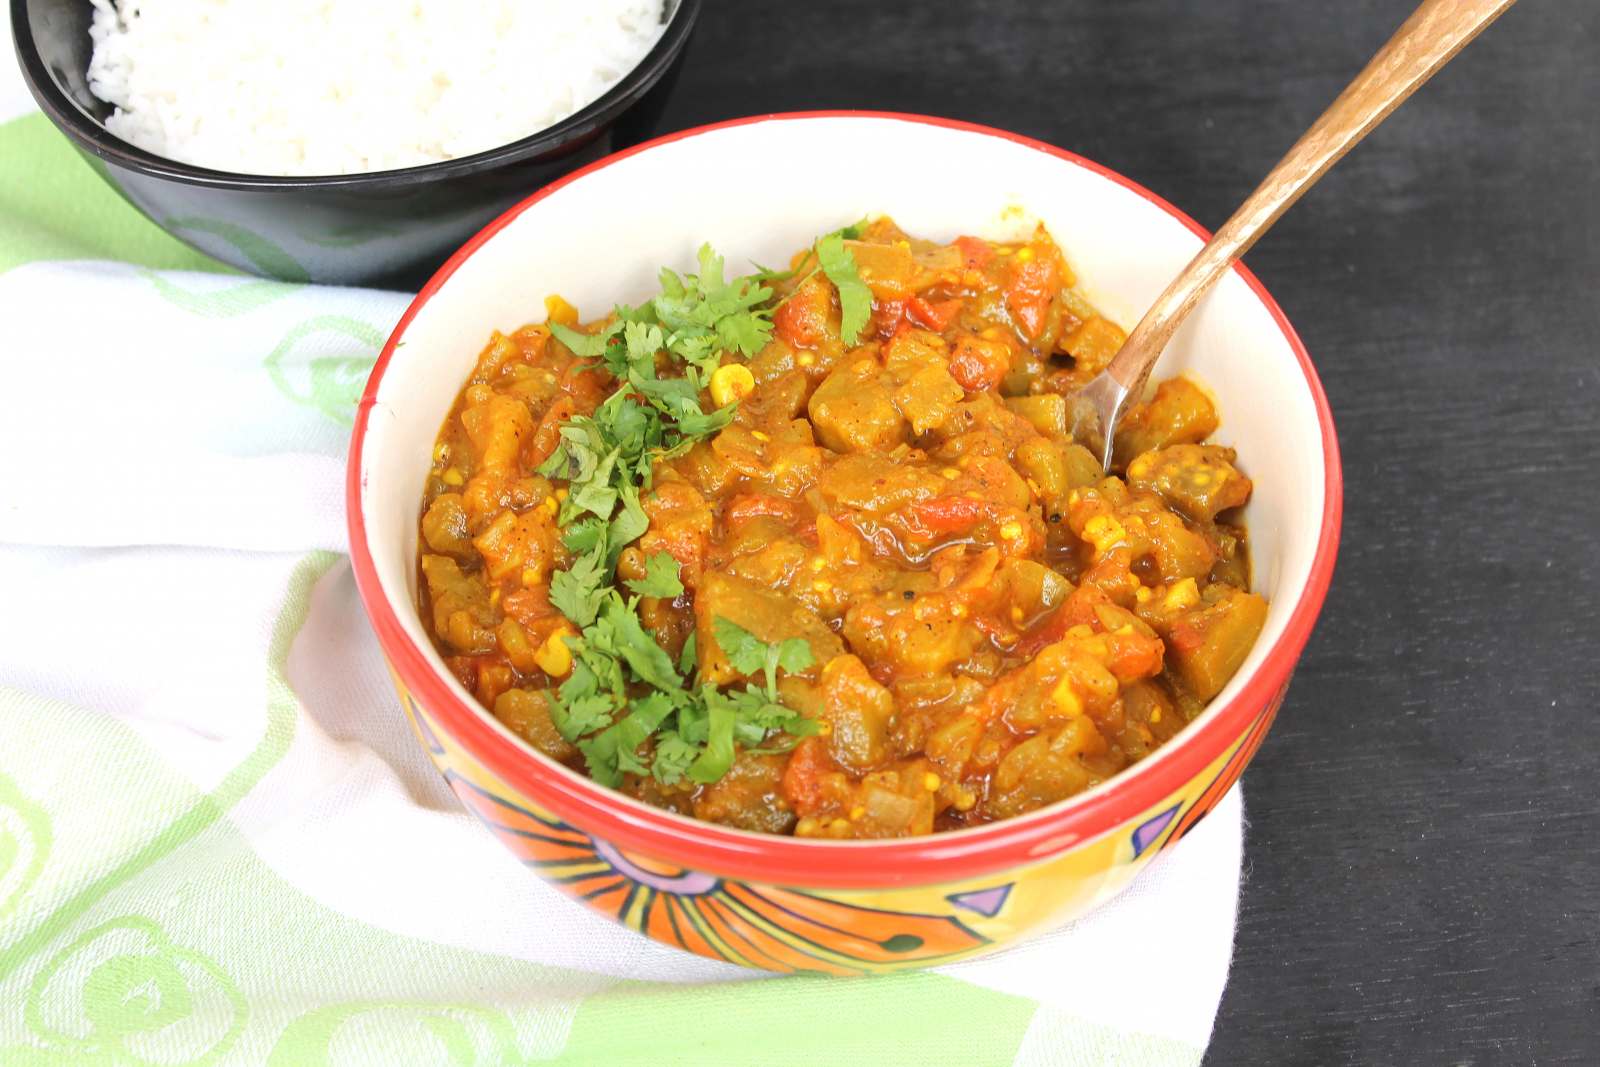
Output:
top-left (10, 0), bottom-right (699, 288)
top-left (347, 113), bottom-right (1342, 974)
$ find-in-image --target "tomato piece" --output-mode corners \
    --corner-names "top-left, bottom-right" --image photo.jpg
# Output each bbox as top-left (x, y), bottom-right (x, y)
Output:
top-left (1105, 628), bottom-right (1165, 681)
top-left (724, 493), bottom-right (799, 531)
top-left (1012, 584), bottom-right (1112, 657)
top-left (555, 350), bottom-right (609, 411)
top-left (907, 295), bottom-right (963, 332)
top-left (970, 612), bottom-right (1016, 646)
top-left (502, 585), bottom-right (557, 630)
top-left (1167, 618), bottom-right (1206, 656)
top-left (1004, 255), bottom-right (1060, 339)
top-left (954, 236), bottom-right (995, 269)
top-left (527, 396), bottom-right (575, 467)
top-left (781, 737), bottom-right (833, 816)
top-left (905, 495), bottom-right (988, 534)
top-left (774, 274), bottom-right (834, 348)
top-left (948, 333), bottom-right (1012, 392)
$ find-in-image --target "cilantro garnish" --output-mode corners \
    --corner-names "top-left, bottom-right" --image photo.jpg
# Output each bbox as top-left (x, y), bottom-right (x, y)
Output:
top-left (533, 241), bottom-right (845, 788)
top-left (815, 233), bottom-right (872, 346)
top-left (626, 552), bottom-right (685, 599)
top-left (712, 617), bottom-right (815, 698)
top-left (763, 221), bottom-right (871, 346)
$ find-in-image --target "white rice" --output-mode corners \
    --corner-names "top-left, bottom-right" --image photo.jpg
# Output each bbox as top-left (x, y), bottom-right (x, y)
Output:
top-left (86, 0), bottom-right (667, 176)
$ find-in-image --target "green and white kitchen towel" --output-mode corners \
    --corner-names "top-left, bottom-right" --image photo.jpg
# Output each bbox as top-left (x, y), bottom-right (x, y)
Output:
top-left (0, 22), bottom-right (1243, 1066)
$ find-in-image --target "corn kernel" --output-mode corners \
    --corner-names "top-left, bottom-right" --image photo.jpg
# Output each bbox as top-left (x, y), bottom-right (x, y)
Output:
top-left (554, 487), bottom-right (569, 501)
top-left (1149, 708), bottom-right (1163, 724)
top-left (809, 557), bottom-right (826, 572)
top-left (813, 579), bottom-right (832, 594)
top-left (954, 789), bottom-right (977, 812)
top-left (1051, 678), bottom-right (1084, 716)
top-left (940, 467), bottom-right (960, 480)
top-left (923, 772), bottom-right (942, 791)
top-left (1015, 247), bottom-right (1035, 262)
top-left (1164, 577), bottom-right (1201, 612)
top-left (521, 567), bottom-right (542, 586)
top-left (751, 430), bottom-right (770, 442)
top-left (441, 468), bottom-right (464, 487)
top-left (1000, 521), bottom-right (1024, 541)
top-left (541, 496), bottom-right (558, 516)
top-left (1082, 514), bottom-right (1126, 556)
top-left (797, 353), bottom-right (816, 367)
top-left (850, 806), bottom-right (866, 821)
top-left (433, 443), bottom-right (449, 462)
top-left (818, 721), bottom-right (833, 736)
top-left (1135, 586), bottom-right (1153, 604)
top-left (1011, 605), bottom-right (1025, 624)
top-left (709, 363), bottom-right (756, 407)
top-left (534, 627), bottom-right (574, 677)
top-left (489, 588), bottom-right (501, 609)
top-left (543, 293), bottom-right (580, 326)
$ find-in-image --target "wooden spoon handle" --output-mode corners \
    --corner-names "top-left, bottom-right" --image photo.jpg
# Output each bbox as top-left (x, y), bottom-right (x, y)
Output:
top-left (1104, 0), bottom-right (1517, 395)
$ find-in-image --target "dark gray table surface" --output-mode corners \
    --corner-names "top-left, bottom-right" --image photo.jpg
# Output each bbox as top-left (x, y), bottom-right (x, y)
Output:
top-left (659, 2), bottom-right (1599, 1062)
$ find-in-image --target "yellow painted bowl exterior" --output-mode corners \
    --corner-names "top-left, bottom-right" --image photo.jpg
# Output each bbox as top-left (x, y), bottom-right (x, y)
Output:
top-left (389, 669), bottom-right (1282, 975)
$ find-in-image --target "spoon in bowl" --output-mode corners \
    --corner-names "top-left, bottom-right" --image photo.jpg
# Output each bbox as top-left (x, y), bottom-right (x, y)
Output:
top-left (1076, 0), bottom-right (1517, 471)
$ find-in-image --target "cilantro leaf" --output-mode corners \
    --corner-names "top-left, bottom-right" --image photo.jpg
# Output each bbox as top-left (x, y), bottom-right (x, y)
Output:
top-left (651, 731), bottom-right (698, 785)
top-left (562, 516), bottom-right (607, 556)
top-left (548, 320), bottom-right (616, 358)
top-left (577, 691), bottom-right (676, 787)
top-left (550, 676), bottom-right (617, 743)
top-left (712, 617), bottom-right (815, 697)
top-left (584, 593), bottom-right (682, 694)
top-left (815, 233), bottom-right (872, 346)
top-left (548, 550), bottom-right (607, 627)
top-left (712, 617), bottom-right (771, 677)
top-left (674, 403), bottom-right (736, 439)
top-left (607, 484), bottom-right (650, 568)
top-left (687, 687), bottom-right (738, 784)
top-left (627, 552), bottom-right (684, 599)
top-left (775, 637), bottom-right (815, 676)
top-left (677, 631), bottom-right (697, 675)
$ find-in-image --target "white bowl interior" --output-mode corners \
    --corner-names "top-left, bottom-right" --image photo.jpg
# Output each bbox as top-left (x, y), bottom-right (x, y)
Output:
top-left (359, 115), bottom-right (1327, 806)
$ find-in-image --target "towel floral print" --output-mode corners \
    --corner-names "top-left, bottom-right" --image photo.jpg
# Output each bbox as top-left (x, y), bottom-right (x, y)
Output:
top-left (13, 917), bottom-right (246, 1066)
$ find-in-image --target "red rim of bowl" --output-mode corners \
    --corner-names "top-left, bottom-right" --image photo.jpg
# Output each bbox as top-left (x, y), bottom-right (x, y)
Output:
top-left (347, 110), bottom-right (1344, 891)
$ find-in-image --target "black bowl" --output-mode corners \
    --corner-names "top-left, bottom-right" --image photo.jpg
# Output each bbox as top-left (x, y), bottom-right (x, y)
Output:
top-left (11, 0), bottom-right (699, 288)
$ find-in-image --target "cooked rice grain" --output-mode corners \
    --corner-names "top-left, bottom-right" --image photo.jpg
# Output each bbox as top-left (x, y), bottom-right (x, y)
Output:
top-left (88, 0), bottom-right (666, 176)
